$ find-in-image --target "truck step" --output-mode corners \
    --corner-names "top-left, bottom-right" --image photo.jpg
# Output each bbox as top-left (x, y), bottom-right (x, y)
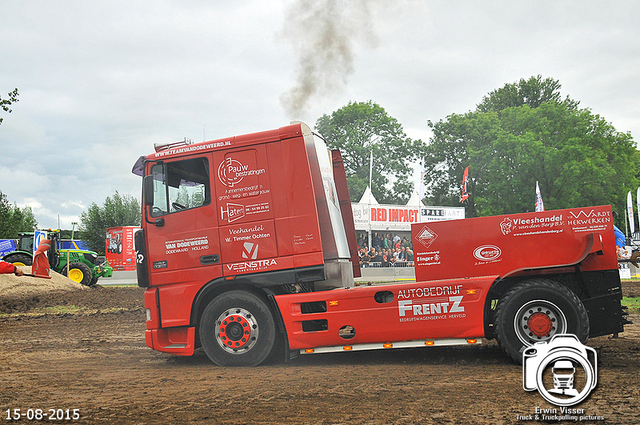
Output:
top-left (300, 337), bottom-right (481, 355)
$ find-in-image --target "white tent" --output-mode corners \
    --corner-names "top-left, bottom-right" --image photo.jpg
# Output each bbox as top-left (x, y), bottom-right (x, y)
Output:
top-left (359, 186), bottom-right (378, 205)
top-left (406, 190), bottom-right (423, 207)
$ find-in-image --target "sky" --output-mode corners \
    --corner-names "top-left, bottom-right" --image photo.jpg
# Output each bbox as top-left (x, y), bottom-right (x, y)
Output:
top-left (1, 0), bottom-right (639, 230)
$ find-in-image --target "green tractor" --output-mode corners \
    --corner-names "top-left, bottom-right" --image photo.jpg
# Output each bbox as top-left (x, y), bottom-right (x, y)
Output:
top-left (2, 230), bottom-right (113, 286)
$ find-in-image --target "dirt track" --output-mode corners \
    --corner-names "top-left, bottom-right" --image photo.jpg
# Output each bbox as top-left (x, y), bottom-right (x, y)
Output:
top-left (0, 282), bottom-right (639, 424)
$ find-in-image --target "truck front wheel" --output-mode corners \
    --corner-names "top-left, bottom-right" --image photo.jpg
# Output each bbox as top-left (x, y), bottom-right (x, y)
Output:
top-left (494, 279), bottom-right (589, 364)
top-left (199, 291), bottom-right (276, 366)
top-left (63, 263), bottom-right (93, 286)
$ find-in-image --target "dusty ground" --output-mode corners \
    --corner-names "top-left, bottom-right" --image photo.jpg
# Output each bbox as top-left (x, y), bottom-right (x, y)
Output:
top-left (0, 274), bottom-right (638, 424)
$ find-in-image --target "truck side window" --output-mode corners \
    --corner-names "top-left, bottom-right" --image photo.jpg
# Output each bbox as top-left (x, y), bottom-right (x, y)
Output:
top-left (150, 157), bottom-right (210, 217)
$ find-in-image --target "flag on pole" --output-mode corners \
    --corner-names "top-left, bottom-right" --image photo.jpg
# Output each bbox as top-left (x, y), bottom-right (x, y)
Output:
top-left (368, 150), bottom-right (373, 191)
top-left (627, 191), bottom-right (635, 234)
top-left (418, 163), bottom-right (425, 204)
top-left (535, 181), bottom-right (544, 212)
top-left (461, 166), bottom-right (469, 202)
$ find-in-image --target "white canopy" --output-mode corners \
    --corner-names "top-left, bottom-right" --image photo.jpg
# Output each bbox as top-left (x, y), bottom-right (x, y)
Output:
top-left (406, 190), bottom-right (424, 207)
top-left (359, 186), bottom-right (378, 205)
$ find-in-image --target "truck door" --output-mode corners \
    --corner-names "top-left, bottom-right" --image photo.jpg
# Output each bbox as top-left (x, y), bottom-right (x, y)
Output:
top-left (213, 145), bottom-right (280, 275)
top-left (144, 155), bottom-right (222, 286)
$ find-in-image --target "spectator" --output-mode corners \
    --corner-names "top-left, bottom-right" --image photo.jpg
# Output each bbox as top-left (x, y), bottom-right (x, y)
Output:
top-left (360, 249), bottom-right (371, 268)
top-left (383, 234), bottom-right (391, 250)
top-left (372, 233), bottom-right (381, 250)
top-left (406, 248), bottom-right (414, 265)
top-left (371, 249), bottom-right (383, 266)
top-left (389, 249), bottom-right (397, 267)
top-left (393, 247), bottom-right (401, 262)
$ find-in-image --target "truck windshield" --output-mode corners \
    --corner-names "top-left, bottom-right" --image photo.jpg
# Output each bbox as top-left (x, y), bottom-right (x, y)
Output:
top-left (150, 157), bottom-right (210, 216)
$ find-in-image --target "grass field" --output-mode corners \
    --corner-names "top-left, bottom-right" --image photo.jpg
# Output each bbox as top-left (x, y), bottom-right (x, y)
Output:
top-left (622, 296), bottom-right (640, 313)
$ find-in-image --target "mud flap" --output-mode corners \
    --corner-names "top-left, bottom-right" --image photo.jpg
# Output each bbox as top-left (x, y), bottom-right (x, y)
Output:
top-left (582, 293), bottom-right (626, 337)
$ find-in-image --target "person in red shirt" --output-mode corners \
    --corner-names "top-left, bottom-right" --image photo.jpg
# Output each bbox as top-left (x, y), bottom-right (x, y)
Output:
top-left (0, 260), bottom-right (24, 276)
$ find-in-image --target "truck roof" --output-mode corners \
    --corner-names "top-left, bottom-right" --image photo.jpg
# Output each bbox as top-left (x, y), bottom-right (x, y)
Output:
top-left (132, 122), bottom-right (308, 176)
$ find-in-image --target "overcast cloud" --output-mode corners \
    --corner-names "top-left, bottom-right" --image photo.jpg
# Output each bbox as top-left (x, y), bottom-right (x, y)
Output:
top-left (1, 0), bottom-right (639, 229)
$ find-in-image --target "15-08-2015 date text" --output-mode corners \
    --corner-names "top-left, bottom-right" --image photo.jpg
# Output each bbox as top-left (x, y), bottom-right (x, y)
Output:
top-left (5, 409), bottom-right (80, 421)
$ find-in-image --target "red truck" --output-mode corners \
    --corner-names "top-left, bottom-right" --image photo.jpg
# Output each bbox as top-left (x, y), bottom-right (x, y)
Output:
top-left (132, 122), bottom-right (628, 366)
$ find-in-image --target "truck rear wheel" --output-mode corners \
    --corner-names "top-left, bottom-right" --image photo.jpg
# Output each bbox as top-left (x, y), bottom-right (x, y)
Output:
top-left (199, 291), bottom-right (276, 366)
top-left (494, 279), bottom-right (589, 364)
top-left (63, 263), bottom-right (93, 286)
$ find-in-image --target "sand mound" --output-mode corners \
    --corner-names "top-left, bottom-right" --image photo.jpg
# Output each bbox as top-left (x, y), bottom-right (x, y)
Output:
top-left (0, 266), bottom-right (87, 300)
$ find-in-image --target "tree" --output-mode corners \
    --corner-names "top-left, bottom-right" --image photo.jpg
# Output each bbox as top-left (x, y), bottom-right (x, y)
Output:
top-left (0, 190), bottom-right (38, 238)
top-left (79, 191), bottom-right (141, 253)
top-left (423, 76), bottom-right (639, 221)
top-left (476, 75), bottom-right (579, 112)
top-left (0, 88), bottom-right (19, 125)
top-left (315, 101), bottom-right (424, 204)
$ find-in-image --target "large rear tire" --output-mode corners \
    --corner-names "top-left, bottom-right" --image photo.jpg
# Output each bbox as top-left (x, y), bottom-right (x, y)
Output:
top-left (494, 279), bottom-right (589, 364)
top-left (63, 263), bottom-right (93, 286)
top-left (4, 253), bottom-right (33, 266)
top-left (199, 291), bottom-right (276, 366)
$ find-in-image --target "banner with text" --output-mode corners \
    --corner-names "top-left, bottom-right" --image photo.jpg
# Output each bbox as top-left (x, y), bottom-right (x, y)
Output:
top-left (351, 203), bottom-right (465, 232)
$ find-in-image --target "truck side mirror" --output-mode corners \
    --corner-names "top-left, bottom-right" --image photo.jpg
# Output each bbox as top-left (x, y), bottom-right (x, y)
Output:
top-left (143, 175), bottom-right (154, 207)
top-left (143, 175), bottom-right (164, 227)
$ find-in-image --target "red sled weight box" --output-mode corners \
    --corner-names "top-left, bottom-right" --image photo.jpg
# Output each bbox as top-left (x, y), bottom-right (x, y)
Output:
top-left (411, 205), bottom-right (625, 339)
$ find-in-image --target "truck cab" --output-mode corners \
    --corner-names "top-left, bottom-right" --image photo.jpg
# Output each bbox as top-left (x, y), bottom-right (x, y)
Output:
top-left (134, 122), bottom-right (360, 364)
